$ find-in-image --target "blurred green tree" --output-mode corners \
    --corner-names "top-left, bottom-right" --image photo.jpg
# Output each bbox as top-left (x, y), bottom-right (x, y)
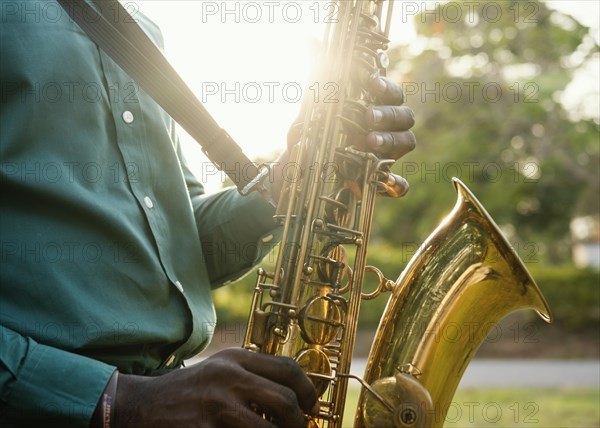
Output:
top-left (373, 0), bottom-right (599, 265)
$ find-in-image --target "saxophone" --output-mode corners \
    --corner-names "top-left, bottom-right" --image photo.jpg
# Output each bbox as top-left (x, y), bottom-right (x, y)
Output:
top-left (243, 1), bottom-right (552, 427)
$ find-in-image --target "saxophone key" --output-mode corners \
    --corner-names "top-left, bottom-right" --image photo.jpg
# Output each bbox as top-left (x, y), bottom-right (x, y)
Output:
top-left (376, 171), bottom-right (409, 198)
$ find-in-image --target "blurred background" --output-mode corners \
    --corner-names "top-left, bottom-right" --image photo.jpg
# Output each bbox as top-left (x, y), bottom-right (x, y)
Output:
top-left (139, 1), bottom-right (599, 426)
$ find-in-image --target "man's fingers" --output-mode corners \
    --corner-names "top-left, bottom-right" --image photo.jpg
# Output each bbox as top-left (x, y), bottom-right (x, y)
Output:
top-left (366, 130), bottom-right (416, 160)
top-left (225, 349), bottom-right (319, 416)
top-left (243, 353), bottom-right (318, 415)
top-left (230, 371), bottom-right (307, 428)
top-left (221, 408), bottom-right (278, 428)
top-left (366, 105), bottom-right (415, 132)
top-left (371, 76), bottom-right (405, 105)
top-left (197, 395), bottom-right (273, 428)
top-left (247, 381), bottom-right (309, 428)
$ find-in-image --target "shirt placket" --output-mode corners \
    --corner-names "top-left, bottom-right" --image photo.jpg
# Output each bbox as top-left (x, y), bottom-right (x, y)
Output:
top-left (98, 52), bottom-right (206, 365)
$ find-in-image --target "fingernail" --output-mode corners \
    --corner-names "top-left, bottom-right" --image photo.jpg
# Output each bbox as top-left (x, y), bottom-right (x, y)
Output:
top-left (374, 133), bottom-right (384, 147)
top-left (372, 109), bottom-right (383, 124)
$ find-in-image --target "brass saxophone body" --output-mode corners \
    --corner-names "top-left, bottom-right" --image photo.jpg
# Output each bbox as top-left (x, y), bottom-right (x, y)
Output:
top-left (244, 1), bottom-right (552, 427)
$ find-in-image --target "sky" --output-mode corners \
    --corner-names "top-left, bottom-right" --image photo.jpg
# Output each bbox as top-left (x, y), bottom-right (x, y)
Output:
top-left (133, 1), bottom-right (599, 191)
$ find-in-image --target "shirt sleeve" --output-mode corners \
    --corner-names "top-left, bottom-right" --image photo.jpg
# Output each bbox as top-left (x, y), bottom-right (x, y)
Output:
top-left (170, 121), bottom-right (282, 288)
top-left (0, 325), bottom-right (116, 427)
top-left (191, 187), bottom-right (282, 288)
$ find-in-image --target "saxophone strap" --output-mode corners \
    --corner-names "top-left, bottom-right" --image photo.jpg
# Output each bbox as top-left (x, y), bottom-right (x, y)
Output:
top-left (56, 0), bottom-right (263, 195)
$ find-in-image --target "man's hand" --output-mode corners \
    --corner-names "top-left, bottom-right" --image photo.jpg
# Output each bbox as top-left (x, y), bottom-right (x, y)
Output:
top-left (271, 77), bottom-right (416, 201)
top-left (360, 76), bottom-right (416, 161)
top-left (114, 348), bottom-right (318, 428)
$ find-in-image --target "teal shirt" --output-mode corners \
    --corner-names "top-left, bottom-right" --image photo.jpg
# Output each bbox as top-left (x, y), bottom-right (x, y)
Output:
top-left (0, 1), bottom-right (278, 425)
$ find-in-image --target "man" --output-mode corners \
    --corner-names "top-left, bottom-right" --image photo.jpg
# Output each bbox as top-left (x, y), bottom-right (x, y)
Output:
top-left (0, 1), bottom-right (416, 426)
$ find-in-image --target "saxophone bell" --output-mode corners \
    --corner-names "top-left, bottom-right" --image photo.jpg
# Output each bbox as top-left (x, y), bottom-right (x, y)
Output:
top-left (355, 178), bottom-right (552, 427)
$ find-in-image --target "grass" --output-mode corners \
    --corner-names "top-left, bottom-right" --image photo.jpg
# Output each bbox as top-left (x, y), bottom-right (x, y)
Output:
top-left (341, 387), bottom-right (600, 427)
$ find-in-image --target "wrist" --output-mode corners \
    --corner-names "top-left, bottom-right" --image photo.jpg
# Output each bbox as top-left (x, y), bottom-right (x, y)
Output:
top-left (91, 370), bottom-right (118, 428)
top-left (113, 373), bottom-right (149, 428)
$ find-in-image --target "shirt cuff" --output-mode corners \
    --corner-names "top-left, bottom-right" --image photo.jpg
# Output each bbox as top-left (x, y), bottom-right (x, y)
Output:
top-left (4, 337), bottom-right (116, 427)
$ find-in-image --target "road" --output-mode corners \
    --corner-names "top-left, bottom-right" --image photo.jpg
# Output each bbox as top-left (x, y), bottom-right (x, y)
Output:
top-left (347, 358), bottom-right (600, 388)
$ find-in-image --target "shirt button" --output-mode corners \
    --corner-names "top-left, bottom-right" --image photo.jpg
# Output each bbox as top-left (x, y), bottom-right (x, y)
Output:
top-left (122, 110), bottom-right (134, 124)
top-left (261, 233), bottom-right (274, 244)
top-left (175, 281), bottom-right (184, 292)
top-left (144, 196), bottom-right (154, 209)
